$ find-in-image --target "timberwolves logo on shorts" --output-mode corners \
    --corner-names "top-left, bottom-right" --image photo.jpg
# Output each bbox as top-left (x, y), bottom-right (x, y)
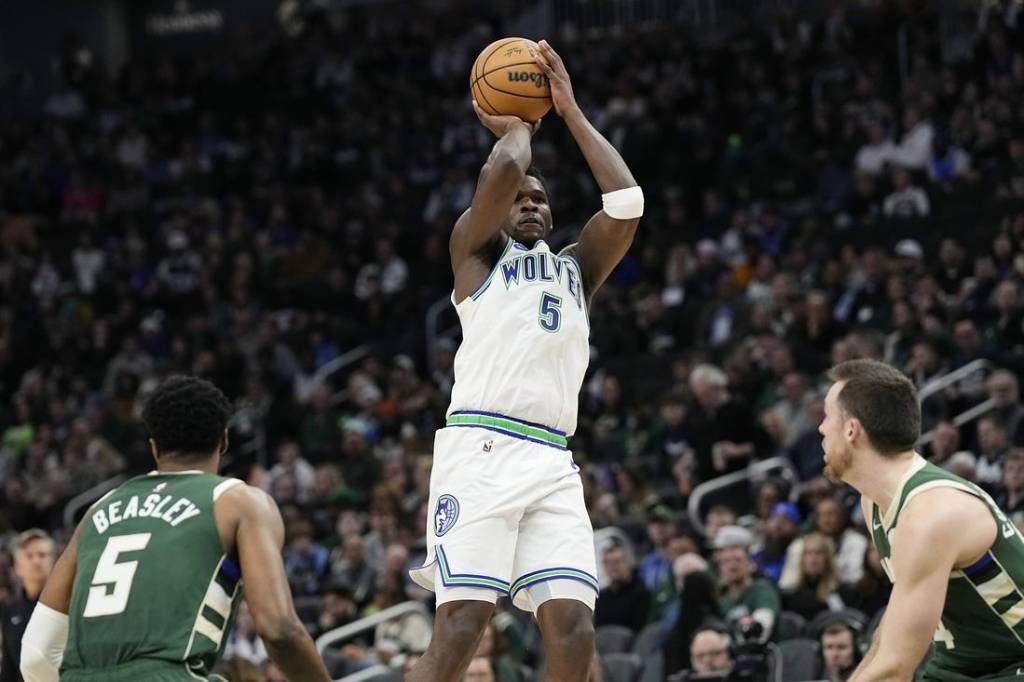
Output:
top-left (434, 494), bottom-right (460, 537)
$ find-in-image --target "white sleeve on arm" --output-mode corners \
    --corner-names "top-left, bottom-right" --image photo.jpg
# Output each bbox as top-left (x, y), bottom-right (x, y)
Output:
top-left (20, 603), bottom-right (68, 682)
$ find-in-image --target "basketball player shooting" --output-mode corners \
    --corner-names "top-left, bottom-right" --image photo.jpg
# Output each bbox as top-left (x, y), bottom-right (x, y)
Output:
top-left (407, 40), bottom-right (643, 682)
top-left (820, 360), bottom-right (1024, 681)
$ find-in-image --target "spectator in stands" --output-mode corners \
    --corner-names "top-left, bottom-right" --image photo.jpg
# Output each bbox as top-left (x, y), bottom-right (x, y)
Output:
top-left (883, 167), bottom-right (931, 219)
top-left (594, 542), bottom-right (651, 633)
top-left (264, 441), bottom-right (316, 504)
top-left (839, 545), bottom-right (891, 620)
top-left (820, 621), bottom-right (860, 682)
top-left (0, 529), bottom-right (54, 682)
top-left (474, 620), bottom-right (526, 682)
top-left (315, 580), bottom-right (358, 639)
top-left (663, 567), bottom-right (720, 678)
top-left (688, 626), bottom-right (734, 678)
top-left (688, 364), bottom-right (772, 485)
top-left (946, 451), bottom-right (980, 482)
top-left (223, 602), bottom-right (269, 666)
top-left (714, 525), bottom-right (780, 641)
top-left (639, 506), bottom-right (680, 591)
top-left (463, 655), bottom-right (497, 682)
top-left (787, 393), bottom-right (828, 481)
top-left (704, 505), bottom-right (738, 545)
top-left (329, 533), bottom-right (377, 608)
top-left (922, 421), bottom-right (961, 465)
top-left (975, 412), bottom-right (1010, 491)
top-left (987, 371), bottom-right (1024, 444)
top-left (753, 502), bottom-right (801, 583)
top-left (283, 519), bottom-right (330, 596)
top-left (781, 497), bottom-right (867, 588)
top-left (995, 449), bottom-right (1024, 525)
top-left (781, 533), bottom-right (844, 620)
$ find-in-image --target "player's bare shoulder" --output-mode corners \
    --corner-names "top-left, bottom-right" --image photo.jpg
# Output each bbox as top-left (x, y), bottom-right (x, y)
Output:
top-left (898, 486), bottom-right (997, 568)
top-left (212, 481), bottom-right (282, 556)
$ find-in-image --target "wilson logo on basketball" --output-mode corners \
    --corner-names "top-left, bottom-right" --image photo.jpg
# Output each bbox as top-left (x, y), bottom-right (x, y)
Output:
top-left (507, 72), bottom-right (549, 88)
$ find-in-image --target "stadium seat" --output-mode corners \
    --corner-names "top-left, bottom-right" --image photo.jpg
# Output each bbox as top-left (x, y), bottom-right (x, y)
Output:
top-left (804, 608), bottom-right (868, 639)
top-left (631, 622), bottom-right (663, 656)
top-left (777, 638), bottom-right (822, 682)
top-left (638, 651), bottom-right (664, 682)
top-left (595, 624), bottom-right (636, 654)
top-left (777, 610), bottom-right (807, 641)
top-left (602, 652), bottom-right (642, 682)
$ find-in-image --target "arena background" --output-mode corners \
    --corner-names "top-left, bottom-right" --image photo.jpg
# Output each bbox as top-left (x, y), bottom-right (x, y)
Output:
top-left (1, 0), bottom-right (1024, 680)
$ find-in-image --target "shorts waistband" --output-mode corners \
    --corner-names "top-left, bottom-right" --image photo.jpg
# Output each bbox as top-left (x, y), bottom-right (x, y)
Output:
top-left (446, 411), bottom-right (568, 449)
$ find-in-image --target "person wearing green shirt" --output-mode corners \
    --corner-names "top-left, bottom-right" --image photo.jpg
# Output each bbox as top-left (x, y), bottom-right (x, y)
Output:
top-left (713, 525), bottom-right (780, 642)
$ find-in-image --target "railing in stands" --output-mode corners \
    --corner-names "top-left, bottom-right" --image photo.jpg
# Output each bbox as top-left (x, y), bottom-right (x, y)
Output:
top-left (917, 397), bottom-right (998, 449)
top-left (917, 359), bottom-right (993, 405)
top-left (315, 600), bottom-right (431, 655)
top-left (62, 474), bottom-right (128, 528)
top-left (686, 456), bottom-right (796, 537)
top-left (311, 344), bottom-right (371, 403)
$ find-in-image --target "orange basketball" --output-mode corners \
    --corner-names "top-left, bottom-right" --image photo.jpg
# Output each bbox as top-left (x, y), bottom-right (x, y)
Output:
top-left (470, 38), bottom-right (552, 123)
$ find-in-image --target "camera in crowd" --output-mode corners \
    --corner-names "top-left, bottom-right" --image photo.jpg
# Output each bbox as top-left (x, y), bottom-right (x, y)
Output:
top-left (668, 617), bottom-right (776, 682)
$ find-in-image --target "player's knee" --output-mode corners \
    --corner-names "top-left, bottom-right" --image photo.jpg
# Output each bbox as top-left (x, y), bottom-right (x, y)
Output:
top-left (547, 605), bottom-right (595, 656)
top-left (435, 601), bottom-right (494, 650)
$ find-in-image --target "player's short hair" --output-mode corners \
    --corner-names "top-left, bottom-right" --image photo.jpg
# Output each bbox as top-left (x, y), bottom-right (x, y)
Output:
top-left (526, 166), bottom-right (549, 196)
top-left (142, 375), bottom-right (232, 458)
top-left (829, 359), bottom-right (920, 455)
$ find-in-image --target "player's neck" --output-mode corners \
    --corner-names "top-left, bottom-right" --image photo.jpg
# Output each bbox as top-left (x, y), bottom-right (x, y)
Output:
top-left (156, 454), bottom-right (219, 475)
top-left (845, 449), bottom-right (918, 513)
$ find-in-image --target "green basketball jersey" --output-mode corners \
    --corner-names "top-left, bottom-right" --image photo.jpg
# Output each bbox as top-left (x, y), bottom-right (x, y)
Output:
top-left (869, 456), bottom-right (1024, 680)
top-left (61, 471), bottom-right (244, 681)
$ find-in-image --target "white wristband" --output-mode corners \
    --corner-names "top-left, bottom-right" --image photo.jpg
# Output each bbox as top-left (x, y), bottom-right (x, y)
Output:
top-left (602, 186), bottom-right (644, 220)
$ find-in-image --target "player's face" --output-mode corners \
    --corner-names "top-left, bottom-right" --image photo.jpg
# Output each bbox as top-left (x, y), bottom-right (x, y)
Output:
top-left (505, 175), bottom-right (552, 246)
top-left (820, 383), bottom-right (853, 482)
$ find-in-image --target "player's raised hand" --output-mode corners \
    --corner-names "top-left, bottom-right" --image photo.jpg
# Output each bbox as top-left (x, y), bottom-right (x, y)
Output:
top-left (472, 100), bottom-right (541, 138)
top-left (534, 40), bottom-right (578, 118)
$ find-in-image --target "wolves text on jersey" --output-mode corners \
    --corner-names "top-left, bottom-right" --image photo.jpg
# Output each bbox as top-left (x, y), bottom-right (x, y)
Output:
top-left (499, 252), bottom-right (584, 311)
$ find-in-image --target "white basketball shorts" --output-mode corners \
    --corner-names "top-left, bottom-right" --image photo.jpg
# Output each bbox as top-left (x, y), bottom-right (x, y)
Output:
top-left (409, 411), bottom-right (599, 613)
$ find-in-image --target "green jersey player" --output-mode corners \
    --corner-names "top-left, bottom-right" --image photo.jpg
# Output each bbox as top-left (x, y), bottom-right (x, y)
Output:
top-left (821, 359), bottom-right (1024, 681)
top-left (20, 376), bottom-right (330, 682)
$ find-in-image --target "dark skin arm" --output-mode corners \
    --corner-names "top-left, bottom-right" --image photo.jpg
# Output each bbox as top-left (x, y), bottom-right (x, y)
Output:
top-left (219, 485), bottom-right (331, 682)
top-left (451, 104), bottom-right (540, 303)
top-left (535, 40), bottom-right (641, 299)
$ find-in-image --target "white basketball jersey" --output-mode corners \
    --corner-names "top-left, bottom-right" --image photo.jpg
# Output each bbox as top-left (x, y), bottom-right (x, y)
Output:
top-left (447, 237), bottom-right (590, 435)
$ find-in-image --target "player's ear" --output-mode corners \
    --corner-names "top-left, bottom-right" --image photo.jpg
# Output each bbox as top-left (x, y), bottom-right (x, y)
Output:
top-left (148, 437), bottom-right (160, 463)
top-left (846, 418), bottom-right (859, 443)
top-left (219, 429), bottom-right (230, 456)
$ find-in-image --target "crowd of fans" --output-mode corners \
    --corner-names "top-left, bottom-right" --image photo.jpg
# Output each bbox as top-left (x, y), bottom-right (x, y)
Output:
top-left (2, 0), bottom-right (1024, 679)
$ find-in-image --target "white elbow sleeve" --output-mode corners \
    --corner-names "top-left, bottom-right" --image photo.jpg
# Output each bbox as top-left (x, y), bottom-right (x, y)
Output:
top-left (601, 186), bottom-right (644, 219)
top-left (20, 603), bottom-right (68, 682)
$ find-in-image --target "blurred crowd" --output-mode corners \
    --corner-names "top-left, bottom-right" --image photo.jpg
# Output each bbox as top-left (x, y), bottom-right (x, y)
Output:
top-left (2, 0), bottom-right (1024, 679)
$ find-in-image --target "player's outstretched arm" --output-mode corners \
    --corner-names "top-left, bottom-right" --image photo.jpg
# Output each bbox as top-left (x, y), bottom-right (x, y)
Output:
top-left (232, 486), bottom-right (332, 682)
top-left (535, 40), bottom-right (642, 297)
top-left (850, 488), bottom-right (994, 682)
top-left (450, 103), bottom-right (539, 273)
top-left (20, 522), bottom-right (83, 682)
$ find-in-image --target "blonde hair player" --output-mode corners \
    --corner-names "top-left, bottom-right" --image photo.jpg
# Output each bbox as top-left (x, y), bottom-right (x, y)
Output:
top-left (820, 359), bottom-right (1024, 681)
top-left (407, 40), bottom-right (643, 682)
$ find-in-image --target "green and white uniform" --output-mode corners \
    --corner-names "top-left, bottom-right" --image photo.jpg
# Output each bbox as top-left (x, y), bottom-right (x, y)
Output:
top-left (61, 471), bottom-right (243, 681)
top-left (870, 455), bottom-right (1024, 681)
